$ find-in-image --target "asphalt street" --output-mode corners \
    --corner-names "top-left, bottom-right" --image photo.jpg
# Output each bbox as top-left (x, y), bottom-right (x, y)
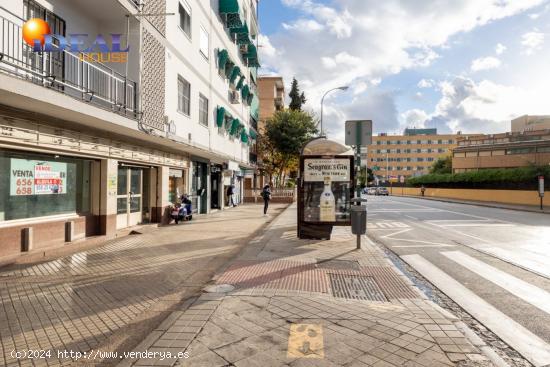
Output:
top-left (366, 195), bottom-right (550, 365)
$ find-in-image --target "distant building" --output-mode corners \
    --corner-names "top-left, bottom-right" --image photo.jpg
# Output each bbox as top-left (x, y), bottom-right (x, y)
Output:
top-left (367, 128), bottom-right (473, 181)
top-left (258, 76), bottom-right (285, 131)
top-left (512, 115), bottom-right (550, 133)
top-left (452, 130), bottom-right (550, 172)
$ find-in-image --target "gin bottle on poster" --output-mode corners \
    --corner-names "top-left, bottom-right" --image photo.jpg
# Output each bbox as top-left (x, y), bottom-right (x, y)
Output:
top-left (320, 176), bottom-right (335, 221)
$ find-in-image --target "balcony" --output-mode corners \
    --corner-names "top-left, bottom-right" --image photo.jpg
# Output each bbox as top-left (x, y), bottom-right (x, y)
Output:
top-left (0, 6), bottom-right (138, 119)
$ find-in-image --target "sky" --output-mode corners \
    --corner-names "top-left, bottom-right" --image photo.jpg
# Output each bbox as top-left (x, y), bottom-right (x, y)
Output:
top-left (257, 0), bottom-right (550, 142)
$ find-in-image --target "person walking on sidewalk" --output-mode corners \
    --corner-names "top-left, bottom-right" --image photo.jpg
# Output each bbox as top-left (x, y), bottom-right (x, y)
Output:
top-left (227, 184), bottom-right (235, 207)
top-left (261, 184), bottom-right (271, 215)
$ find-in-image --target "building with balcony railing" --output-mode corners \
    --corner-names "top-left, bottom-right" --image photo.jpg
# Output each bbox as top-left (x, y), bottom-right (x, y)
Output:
top-left (0, 0), bottom-right (260, 262)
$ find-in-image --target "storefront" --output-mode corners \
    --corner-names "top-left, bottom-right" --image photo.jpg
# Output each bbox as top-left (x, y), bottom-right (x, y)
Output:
top-left (0, 149), bottom-right (94, 223)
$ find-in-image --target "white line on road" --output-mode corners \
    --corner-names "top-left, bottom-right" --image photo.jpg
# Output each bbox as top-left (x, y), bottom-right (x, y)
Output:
top-left (402, 254), bottom-right (550, 367)
top-left (442, 251), bottom-right (550, 315)
top-left (480, 247), bottom-right (550, 279)
top-left (392, 244), bottom-right (456, 248)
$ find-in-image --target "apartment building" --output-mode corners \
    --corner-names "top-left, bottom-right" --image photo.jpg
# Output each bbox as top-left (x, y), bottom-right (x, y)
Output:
top-left (452, 130), bottom-right (550, 172)
top-left (0, 0), bottom-right (259, 260)
top-left (258, 75), bottom-right (284, 130)
top-left (367, 128), bottom-right (469, 181)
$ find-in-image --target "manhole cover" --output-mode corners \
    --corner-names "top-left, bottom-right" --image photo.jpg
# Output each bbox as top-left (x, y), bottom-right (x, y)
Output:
top-left (316, 259), bottom-right (361, 271)
top-left (203, 284), bottom-right (235, 293)
top-left (329, 274), bottom-right (387, 301)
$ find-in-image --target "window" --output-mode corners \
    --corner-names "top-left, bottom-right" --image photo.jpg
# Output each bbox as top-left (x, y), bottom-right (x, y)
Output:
top-left (0, 150), bottom-right (92, 221)
top-left (199, 26), bottom-right (209, 59)
top-left (178, 76), bottom-right (191, 116)
top-left (199, 94), bottom-right (209, 126)
top-left (506, 148), bottom-right (535, 155)
top-left (179, 1), bottom-right (191, 38)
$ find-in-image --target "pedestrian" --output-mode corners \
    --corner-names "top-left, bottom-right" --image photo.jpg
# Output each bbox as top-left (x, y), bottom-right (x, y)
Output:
top-left (261, 184), bottom-right (271, 215)
top-left (227, 184), bottom-right (235, 207)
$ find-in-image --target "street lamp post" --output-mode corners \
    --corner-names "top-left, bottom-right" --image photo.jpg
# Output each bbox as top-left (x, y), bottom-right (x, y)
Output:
top-left (320, 86), bottom-right (349, 136)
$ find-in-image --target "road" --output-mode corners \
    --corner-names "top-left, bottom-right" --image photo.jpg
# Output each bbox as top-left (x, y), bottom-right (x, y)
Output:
top-left (366, 195), bottom-right (550, 366)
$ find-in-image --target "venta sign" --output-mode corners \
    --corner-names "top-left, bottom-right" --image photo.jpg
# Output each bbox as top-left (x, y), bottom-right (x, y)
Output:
top-left (303, 158), bottom-right (351, 182)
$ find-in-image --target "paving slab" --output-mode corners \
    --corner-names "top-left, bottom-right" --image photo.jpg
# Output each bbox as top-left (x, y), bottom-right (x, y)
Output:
top-left (119, 204), bottom-right (494, 367)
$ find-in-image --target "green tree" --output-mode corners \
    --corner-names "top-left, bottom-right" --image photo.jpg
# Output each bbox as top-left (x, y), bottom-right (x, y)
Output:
top-left (358, 167), bottom-right (375, 187)
top-left (288, 78), bottom-right (307, 111)
top-left (430, 156), bottom-right (452, 174)
top-left (264, 109), bottom-right (318, 186)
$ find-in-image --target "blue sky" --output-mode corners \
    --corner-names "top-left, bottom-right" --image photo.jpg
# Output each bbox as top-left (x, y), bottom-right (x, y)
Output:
top-left (257, 0), bottom-right (550, 141)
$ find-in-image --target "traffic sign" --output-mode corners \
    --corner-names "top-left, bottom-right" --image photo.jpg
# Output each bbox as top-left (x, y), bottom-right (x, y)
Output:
top-left (345, 120), bottom-right (373, 146)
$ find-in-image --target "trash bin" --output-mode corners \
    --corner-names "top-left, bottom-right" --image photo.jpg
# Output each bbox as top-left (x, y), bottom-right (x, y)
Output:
top-left (351, 205), bottom-right (367, 235)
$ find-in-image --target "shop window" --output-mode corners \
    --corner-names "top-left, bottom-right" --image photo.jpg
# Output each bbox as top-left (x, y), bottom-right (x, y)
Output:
top-left (0, 150), bottom-right (92, 222)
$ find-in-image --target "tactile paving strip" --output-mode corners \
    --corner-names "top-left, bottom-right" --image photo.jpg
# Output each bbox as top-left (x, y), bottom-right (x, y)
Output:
top-left (328, 274), bottom-right (388, 301)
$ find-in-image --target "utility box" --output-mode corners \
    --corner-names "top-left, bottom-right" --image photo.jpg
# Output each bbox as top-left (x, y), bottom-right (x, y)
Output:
top-left (351, 205), bottom-right (367, 235)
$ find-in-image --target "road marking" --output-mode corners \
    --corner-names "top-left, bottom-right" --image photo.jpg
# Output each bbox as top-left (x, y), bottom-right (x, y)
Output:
top-left (402, 254), bottom-right (550, 367)
top-left (369, 222), bottom-right (410, 229)
top-left (480, 247), bottom-right (550, 279)
top-left (392, 244), bottom-right (456, 248)
top-left (441, 251), bottom-right (550, 315)
top-left (287, 324), bottom-right (324, 358)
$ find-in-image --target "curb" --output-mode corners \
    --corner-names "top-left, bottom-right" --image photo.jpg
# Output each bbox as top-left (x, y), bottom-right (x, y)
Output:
top-left (395, 194), bottom-right (549, 214)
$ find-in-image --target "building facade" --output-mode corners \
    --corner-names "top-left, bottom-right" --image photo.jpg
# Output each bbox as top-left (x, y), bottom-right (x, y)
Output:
top-left (452, 130), bottom-right (550, 172)
top-left (258, 76), bottom-right (284, 130)
top-left (367, 128), bottom-right (470, 182)
top-left (0, 0), bottom-right (259, 261)
top-left (512, 115), bottom-right (550, 133)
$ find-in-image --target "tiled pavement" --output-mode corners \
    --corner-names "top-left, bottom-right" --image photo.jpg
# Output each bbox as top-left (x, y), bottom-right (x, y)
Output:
top-left (0, 204), bottom-right (287, 367)
top-left (121, 204), bottom-right (496, 367)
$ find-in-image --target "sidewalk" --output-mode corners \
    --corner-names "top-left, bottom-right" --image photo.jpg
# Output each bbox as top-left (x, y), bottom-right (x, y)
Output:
top-left (0, 203), bottom-right (287, 367)
top-left (121, 204), bottom-right (495, 367)
top-left (395, 194), bottom-right (549, 214)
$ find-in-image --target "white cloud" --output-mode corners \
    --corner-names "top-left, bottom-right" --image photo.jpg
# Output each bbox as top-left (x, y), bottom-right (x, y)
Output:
top-left (495, 43), bottom-right (507, 55)
top-left (260, 0), bottom-right (547, 139)
top-left (402, 109), bottom-right (429, 127)
top-left (420, 77), bottom-right (550, 133)
top-left (418, 79), bottom-right (435, 88)
top-left (282, 19), bottom-right (324, 32)
top-left (470, 56), bottom-right (502, 72)
top-left (257, 34), bottom-right (278, 58)
top-left (522, 31), bottom-right (545, 55)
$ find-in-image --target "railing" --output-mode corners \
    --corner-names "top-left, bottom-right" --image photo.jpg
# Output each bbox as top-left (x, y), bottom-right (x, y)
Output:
top-left (0, 7), bottom-right (138, 118)
top-left (244, 188), bottom-right (297, 202)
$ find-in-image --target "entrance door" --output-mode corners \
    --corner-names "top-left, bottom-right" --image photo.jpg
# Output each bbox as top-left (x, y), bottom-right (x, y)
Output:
top-left (211, 171), bottom-right (220, 209)
top-left (117, 167), bottom-right (144, 229)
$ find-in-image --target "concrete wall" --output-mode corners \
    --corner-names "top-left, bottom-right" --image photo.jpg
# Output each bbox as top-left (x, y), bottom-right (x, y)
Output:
top-left (391, 187), bottom-right (550, 207)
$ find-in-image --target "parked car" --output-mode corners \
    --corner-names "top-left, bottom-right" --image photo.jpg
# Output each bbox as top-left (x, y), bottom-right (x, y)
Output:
top-left (376, 187), bottom-right (389, 196)
top-left (367, 187), bottom-right (378, 195)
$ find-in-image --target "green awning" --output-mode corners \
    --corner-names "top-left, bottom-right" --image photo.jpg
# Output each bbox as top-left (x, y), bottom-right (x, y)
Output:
top-left (217, 49), bottom-right (229, 70)
top-left (216, 106), bottom-right (225, 127)
top-left (241, 85), bottom-right (250, 100)
top-left (241, 131), bottom-right (249, 143)
top-left (220, 0), bottom-right (244, 29)
top-left (246, 92), bottom-right (254, 106)
top-left (225, 61), bottom-right (236, 79)
top-left (219, 0), bottom-right (239, 14)
top-left (231, 24), bottom-right (251, 45)
top-left (224, 113), bottom-right (234, 130)
top-left (245, 43), bottom-right (260, 67)
top-left (230, 118), bottom-right (241, 135)
top-left (229, 66), bottom-right (241, 84)
top-left (236, 75), bottom-right (245, 90)
top-left (249, 129), bottom-right (257, 140)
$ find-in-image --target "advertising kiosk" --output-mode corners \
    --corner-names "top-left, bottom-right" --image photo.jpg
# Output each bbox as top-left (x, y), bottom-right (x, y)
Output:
top-left (298, 138), bottom-right (354, 239)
